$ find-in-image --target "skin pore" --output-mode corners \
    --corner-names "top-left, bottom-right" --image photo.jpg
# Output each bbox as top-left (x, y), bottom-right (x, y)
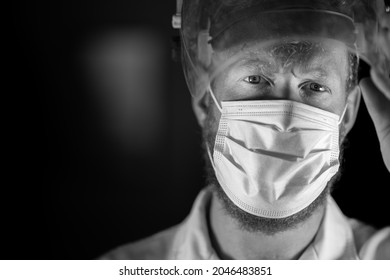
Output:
top-left (196, 39), bottom-right (359, 259)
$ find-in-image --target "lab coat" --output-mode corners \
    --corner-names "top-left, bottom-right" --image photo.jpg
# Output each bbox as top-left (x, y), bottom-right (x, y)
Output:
top-left (101, 186), bottom-right (390, 259)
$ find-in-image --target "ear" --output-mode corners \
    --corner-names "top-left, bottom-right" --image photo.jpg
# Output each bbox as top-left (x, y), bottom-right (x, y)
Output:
top-left (192, 91), bottom-right (211, 128)
top-left (342, 85), bottom-right (361, 135)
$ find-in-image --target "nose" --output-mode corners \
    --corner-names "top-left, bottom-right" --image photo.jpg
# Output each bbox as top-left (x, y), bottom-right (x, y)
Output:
top-left (268, 75), bottom-right (302, 103)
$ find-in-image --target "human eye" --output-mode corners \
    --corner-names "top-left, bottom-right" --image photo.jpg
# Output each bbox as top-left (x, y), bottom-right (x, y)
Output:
top-left (299, 82), bottom-right (331, 94)
top-left (243, 75), bottom-right (271, 85)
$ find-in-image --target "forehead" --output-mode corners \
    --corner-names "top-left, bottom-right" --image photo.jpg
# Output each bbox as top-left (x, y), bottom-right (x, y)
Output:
top-left (211, 38), bottom-right (349, 77)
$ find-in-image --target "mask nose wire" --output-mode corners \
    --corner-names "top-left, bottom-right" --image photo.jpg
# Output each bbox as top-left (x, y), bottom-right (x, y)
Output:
top-left (338, 104), bottom-right (348, 125)
top-left (208, 85), bottom-right (223, 113)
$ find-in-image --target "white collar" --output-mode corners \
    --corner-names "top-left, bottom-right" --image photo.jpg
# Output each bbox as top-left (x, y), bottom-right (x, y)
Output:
top-left (173, 186), bottom-right (359, 260)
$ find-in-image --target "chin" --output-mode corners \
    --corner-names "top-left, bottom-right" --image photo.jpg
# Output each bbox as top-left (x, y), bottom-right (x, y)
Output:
top-left (210, 180), bottom-right (330, 235)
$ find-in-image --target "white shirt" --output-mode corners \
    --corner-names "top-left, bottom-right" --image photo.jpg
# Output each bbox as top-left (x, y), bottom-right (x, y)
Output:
top-left (101, 187), bottom-right (390, 260)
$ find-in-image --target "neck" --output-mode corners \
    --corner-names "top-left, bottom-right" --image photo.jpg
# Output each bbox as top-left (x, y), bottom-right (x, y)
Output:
top-left (209, 193), bottom-right (326, 260)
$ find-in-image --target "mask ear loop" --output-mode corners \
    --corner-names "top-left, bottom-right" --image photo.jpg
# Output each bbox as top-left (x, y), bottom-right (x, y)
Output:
top-left (208, 85), bottom-right (223, 113)
top-left (338, 104), bottom-right (348, 125)
top-left (206, 85), bottom-right (221, 170)
top-left (206, 144), bottom-right (217, 170)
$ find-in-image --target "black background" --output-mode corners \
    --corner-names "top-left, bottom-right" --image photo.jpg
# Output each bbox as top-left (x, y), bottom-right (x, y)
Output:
top-left (7, 1), bottom-right (389, 259)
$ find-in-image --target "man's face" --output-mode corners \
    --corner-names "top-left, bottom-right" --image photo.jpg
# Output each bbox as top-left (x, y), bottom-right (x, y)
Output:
top-left (202, 38), bottom-right (352, 234)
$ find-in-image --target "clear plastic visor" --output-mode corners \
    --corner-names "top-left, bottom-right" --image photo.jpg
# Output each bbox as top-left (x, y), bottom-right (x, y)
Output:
top-left (181, 8), bottom-right (389, 98)
top-left (211, 10), bottom-right (356, 53)
top-left (209, 10), bottom-right (357, 80)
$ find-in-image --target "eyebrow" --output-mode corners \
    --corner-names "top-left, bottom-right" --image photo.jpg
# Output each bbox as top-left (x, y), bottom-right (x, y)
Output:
top-left (298, 67), bottom-right (330, 80)
top-left (298, 53), bottom-right (340, 82)
top-left (232, 59), bottom-right (332, 84)
top-left (236, 51), bottom-right (337, 80)
top-left (233, 58), bottom-right (277, 75)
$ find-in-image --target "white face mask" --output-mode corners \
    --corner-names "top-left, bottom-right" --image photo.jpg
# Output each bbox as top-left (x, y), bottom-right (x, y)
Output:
top-left (207, 87), bottom-right (347, 219)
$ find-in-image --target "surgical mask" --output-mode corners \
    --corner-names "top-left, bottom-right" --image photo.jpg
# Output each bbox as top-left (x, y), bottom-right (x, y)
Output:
top-left (207, 87), bottom-right (347, 219)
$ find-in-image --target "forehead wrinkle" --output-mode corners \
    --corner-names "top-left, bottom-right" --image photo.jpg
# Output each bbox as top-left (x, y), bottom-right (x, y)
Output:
top-left (299, 55), bottom-right (340, 81)
top-left (243, 43), bottom-right (330, 73)
top-left (300, 62), bottom-right (331, 79)
top-left (235, 57), bottom-right (278, 75)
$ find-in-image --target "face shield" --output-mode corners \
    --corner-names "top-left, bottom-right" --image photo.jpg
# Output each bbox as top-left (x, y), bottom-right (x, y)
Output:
top-left (174, 0), bottom-right (389, 99)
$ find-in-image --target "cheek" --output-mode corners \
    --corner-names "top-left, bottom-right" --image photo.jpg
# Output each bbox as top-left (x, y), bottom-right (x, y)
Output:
top-left (317, 79), bottom-right (347, 115)
top-left (322, 98), bottom-right (344, 117)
